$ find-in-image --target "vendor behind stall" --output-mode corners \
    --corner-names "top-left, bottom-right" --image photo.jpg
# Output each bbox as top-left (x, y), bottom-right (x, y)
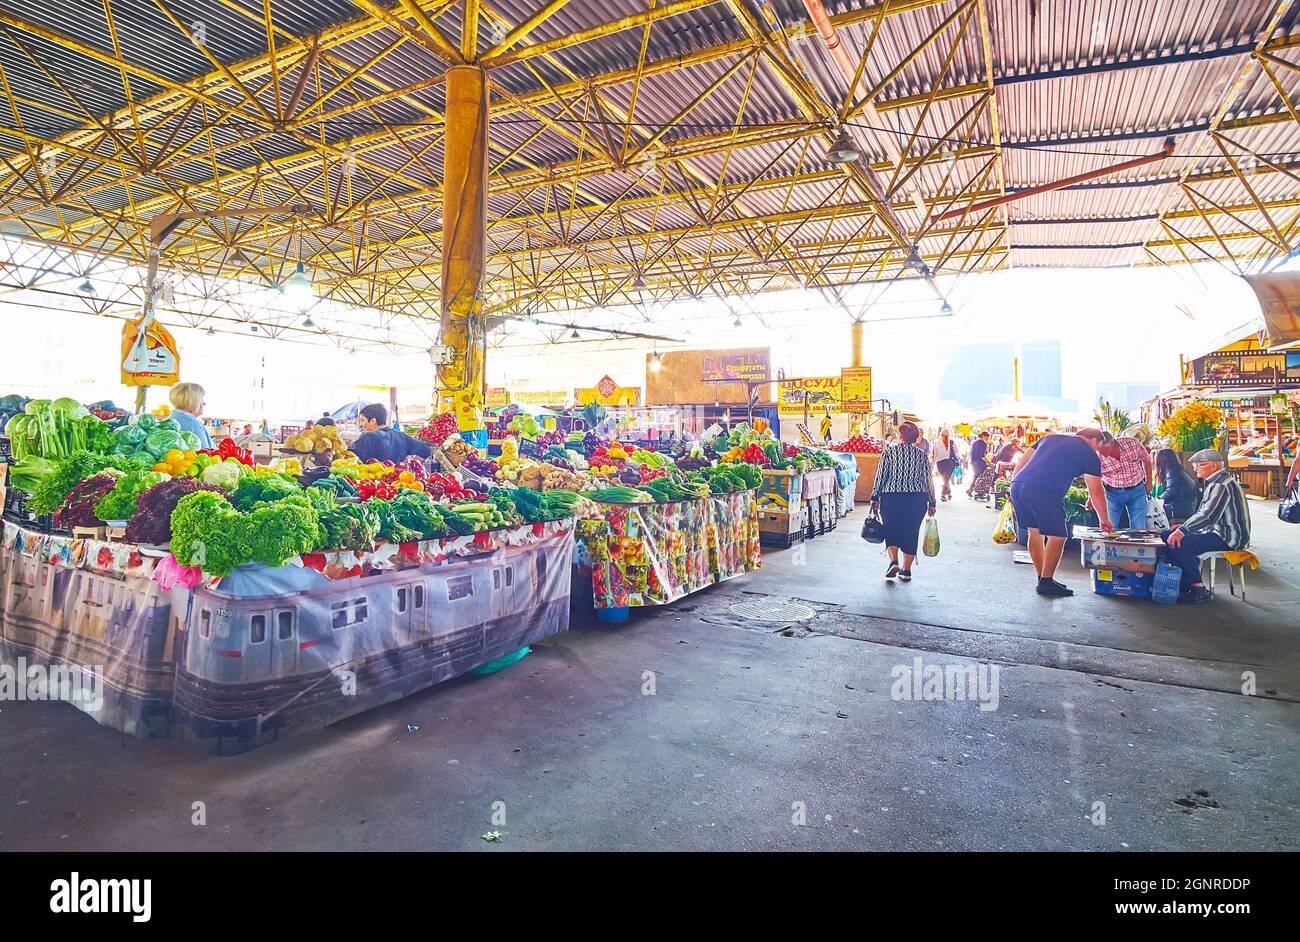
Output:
top-left (168, 382), bottom-right (213, 449)
top-left (351, 403), bottom-right (432, 464)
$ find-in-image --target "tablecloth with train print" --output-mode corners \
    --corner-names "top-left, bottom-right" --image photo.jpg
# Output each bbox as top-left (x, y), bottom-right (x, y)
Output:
top-left (0, 517), bottom-right (574, 752)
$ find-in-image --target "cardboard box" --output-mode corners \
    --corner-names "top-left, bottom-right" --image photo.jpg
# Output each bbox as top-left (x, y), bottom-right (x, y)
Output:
top-left (757, 468), bottom-right (803, 512)
top-left (1091, 569), bottom-right (1153, 599)
top-left (1080, 540), bottom-right (1160, 573)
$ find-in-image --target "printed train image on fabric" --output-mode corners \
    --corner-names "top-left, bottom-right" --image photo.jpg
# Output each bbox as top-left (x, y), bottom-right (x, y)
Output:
top-left (0, 523), bottom-right (574, 753)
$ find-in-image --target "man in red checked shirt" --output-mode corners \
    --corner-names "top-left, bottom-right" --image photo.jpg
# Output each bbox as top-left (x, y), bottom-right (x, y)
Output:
top-left (1098, 432), bottom-right (1153, 529)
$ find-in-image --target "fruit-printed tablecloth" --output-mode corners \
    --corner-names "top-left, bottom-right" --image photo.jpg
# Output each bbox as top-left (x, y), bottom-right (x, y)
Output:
top-left (575, 490), bottom-right (761, 609)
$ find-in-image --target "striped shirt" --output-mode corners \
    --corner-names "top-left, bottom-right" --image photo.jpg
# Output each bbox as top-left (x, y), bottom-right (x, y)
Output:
top-left (1180, 470), bottom-right (1251, 550)
top-left (1099, 436), bottom-right (1149, 488)
top-left (871, 442), bottom-right (936, 504)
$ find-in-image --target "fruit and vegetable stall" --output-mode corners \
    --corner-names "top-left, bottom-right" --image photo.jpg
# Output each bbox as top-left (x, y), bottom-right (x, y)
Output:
top-left (0, 393), bottom-right (849, 749)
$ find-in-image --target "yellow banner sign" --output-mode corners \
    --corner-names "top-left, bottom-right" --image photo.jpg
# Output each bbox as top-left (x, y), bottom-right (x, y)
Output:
top-left (840, 367), bottom-right (873, 413)
top-left (777, 376), bottom-right (841, 415)
top-left (512, 389), bottom-right (569, 406)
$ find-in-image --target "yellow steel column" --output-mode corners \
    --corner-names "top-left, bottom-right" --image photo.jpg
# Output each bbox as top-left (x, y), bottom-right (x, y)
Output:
top-left (850, 319), bottom-right (863, 368)
top-left (440, 63), bottom-right (488, 432)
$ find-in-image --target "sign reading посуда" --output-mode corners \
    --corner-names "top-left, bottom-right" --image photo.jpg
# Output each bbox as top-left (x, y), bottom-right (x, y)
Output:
top-left (777, 376), bottom-right (840, 415)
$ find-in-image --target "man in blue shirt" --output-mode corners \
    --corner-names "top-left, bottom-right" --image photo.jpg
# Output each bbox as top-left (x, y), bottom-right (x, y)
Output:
top-left (350, 403), bottom-right (433, 464)
top-left (1010, 429), bottom-right (1114, 597)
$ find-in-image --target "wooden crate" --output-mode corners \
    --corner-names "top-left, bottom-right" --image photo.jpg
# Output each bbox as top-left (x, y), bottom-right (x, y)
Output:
top-left (852, 453), bottom-right (880, 501)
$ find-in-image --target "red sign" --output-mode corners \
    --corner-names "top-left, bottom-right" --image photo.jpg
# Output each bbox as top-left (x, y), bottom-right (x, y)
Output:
top-left (595, 375), bottom-right (618, 398)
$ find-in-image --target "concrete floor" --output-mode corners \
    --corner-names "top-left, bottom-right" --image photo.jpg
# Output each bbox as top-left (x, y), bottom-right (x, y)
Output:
top-left (2, 484), bottom-right (1298, 851)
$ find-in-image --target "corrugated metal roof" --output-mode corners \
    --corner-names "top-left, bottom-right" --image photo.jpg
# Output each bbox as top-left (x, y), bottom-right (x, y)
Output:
top-left (1, 0), bottom-right (1299, 317)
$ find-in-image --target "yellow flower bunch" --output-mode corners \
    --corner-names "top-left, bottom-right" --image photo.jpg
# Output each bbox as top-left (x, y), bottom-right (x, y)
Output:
top-left (1159, 400), bottom-right (1221, 449)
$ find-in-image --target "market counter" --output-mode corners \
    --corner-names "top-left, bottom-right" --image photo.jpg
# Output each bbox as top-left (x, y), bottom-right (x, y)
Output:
top-left (575, 490), bottom-right (760, 609)
top-left (0, 517), bottom-right (575, 752)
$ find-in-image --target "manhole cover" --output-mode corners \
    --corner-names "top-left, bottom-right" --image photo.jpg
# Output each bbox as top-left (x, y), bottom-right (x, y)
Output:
top-left (729, 599), bottom-right (817, 622)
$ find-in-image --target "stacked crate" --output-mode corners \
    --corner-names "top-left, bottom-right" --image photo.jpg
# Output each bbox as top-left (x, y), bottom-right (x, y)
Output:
top-left (756, 468), bottom-right (805, 547)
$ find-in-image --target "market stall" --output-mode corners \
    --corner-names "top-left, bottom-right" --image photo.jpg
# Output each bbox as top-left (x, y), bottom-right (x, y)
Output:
top-left (0, 515), bottom-right (573, 751)
top-left (576, 490), bottom-right (759, 610)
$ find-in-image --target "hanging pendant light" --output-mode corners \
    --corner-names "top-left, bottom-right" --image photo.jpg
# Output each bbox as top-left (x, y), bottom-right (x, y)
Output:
top-left (282, 261), bottom-right (313, 310)
top-left (826, 129), bottom-right (860, 164)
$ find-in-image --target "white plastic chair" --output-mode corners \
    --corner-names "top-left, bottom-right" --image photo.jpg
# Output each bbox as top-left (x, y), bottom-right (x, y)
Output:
top-left (1200, 552), bottom-right (1249, 600)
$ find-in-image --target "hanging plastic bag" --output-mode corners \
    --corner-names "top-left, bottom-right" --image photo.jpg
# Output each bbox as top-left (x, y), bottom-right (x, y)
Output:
top-left (993, 500), bottom-right (1017, 544)
top-left (953, 464), bottom-right (963, 484)
top-left (922, 516), bottom-right (940, 556)
top-left (1147, 500), bottom-right (1169, 530)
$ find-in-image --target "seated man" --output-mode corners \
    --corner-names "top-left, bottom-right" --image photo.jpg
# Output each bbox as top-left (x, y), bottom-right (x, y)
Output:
top-left (1159, 449), bottom-right (1251, 604)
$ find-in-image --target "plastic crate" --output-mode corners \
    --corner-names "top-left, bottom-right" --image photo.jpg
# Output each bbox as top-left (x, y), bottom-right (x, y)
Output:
top-left (1151, 562), bottom-right (1183, 605)
top-left (1090, 569), bottom-right (1153, 599)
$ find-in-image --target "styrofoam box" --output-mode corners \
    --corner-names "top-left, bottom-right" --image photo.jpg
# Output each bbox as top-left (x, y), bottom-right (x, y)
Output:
top-left (1080, 540), bottom-right (1160, 572)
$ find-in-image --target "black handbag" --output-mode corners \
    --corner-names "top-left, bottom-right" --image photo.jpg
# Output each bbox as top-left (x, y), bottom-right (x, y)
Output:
top-left (861, 509), bottom-right (885, 543)
top-left (1280, 486), bottom-right (1300, 525)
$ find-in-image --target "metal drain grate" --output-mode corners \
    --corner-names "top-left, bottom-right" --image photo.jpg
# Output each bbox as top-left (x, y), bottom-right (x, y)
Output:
top-left (729, 599), bottom-right (817, 622)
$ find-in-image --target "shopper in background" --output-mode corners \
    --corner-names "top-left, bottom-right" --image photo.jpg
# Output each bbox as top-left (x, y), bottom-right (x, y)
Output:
top-left (1159, 450), bottom-right (1251, 604)
top-left (351, 403), bottom-right (432, 464)
top-left (1154, 448), bottom-right (1198, 525)
top-left (967, 431), bottom-right (994, 501)
top-left (931, 429), bottom-right (960, 501)
top-left (1287, 451), bottom-right (1299, 493)
top-left (316, 412), bottom-right (336, 428)
top-left (167, 382), bottom-right (214, 449)
top-left (1009, 429), bottom-right (1112, 598)
top-left (1098, 433), bottom-right (1153, 528)
top-left (994, 439), bottom-right (1023, 476)
top-left (870, 421), bottom-right (937, 583)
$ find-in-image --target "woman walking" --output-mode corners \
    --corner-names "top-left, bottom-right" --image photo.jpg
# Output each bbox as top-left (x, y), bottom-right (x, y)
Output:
top-left (871, 422), bottom-right (937, 582)
top-left (932, 429), bottom-right (960, 501)
top-left (1154, 447), bottom-right (1199, 525)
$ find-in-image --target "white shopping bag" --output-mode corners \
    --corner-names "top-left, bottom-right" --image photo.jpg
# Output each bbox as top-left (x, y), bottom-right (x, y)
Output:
top-left (1147, 500), bottom-right (1169, 530)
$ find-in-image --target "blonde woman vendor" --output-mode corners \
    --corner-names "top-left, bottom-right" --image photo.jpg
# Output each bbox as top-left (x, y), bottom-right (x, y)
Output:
top-left (169, 382), bottom-right (213, 449)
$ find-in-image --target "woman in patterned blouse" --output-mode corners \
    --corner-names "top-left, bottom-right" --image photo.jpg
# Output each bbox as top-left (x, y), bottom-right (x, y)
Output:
top-left (870, 422), bottom-right (937, 582)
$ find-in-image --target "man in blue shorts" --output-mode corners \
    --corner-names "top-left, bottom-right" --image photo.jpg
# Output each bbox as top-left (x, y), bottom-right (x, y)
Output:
top-left (1010, 429), bottom-right (1114, 597)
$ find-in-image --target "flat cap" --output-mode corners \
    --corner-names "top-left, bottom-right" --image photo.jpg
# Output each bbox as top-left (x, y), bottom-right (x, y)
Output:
top-left (1188, 448), bottom-right (1225, 464)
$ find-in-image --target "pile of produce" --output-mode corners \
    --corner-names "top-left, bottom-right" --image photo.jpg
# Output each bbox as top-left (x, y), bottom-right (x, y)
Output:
top-left (125, 478), bottom-right (225, 545)
top-left (55, 472), bottom-right (123, 529)
top-left (0, 394), bottom-right (32, 433)
top-left (413, 411), bottom-right (459, 446)
top-left (6, 398), bottom-right (112, 461)
top-left (94, 469), bottom-right (170, 522)
top-left (282, 422), bottom-right (355, 460)
top-left (27, 450), bottom-right (147, 516)
top-left (108, 413), bottom-right (202, 464)
top-left (834, 434), bottom-right (885, 454)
